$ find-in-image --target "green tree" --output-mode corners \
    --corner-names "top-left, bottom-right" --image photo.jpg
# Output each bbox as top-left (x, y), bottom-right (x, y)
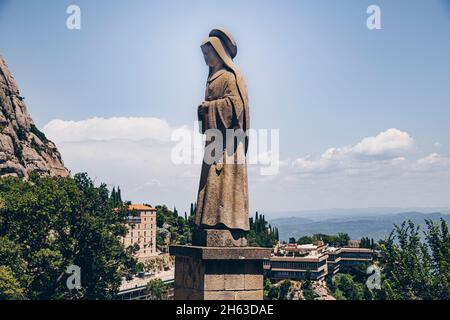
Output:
top-left (297, 236), bottom-right (313, 245)
top-left (0, 174), bottom-right (139, 300)
top-left (360, 237), bottom-right (375, 249)
top-left (155, 205), bottom-right (192, 245)
top-left (263, 278), bottom-right (279, 300)
top-left (424, 219), bottom-right (450, 299)
top-left (333, 288), bottom-right (346, 300)
top-left (0, 266), bottom-right (26, 300)
top-left (336, 233), bottom-right (351, 247)
top-left (378, 219), bottom-right (450, 300)
top-left (301, 272), bottom-right (315, 300)
top-left (247, 212), bottom-right (278, 248)
top-left (278, 280), bottom-right (292, 300)
top-left (110, 186), bottom-right (123, 207)
top-left (145, 278), bottom-right (169, 300)
top-left (295, 233), bottom-right (350, 246)
top-left (333, 274), bottom-right (364, 300)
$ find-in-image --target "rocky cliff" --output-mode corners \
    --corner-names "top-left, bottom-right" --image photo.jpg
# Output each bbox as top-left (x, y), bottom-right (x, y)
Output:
top-left (272, 280), bottom-right (336, 300)
top-left (0, 56), bottom-right (70, 178)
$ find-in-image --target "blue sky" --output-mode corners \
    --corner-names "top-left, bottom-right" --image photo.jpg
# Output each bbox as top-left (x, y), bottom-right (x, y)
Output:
top-left (1, 0), bottom-right (450, 214)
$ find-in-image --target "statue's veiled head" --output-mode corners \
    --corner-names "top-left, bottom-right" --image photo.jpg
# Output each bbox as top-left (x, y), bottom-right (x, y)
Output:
top-left (209, 28), bottom-right (237, 58)
top-left (201, 28), bottom-right (238, 71)
top-left (201, 43), bottom-right (223, 69)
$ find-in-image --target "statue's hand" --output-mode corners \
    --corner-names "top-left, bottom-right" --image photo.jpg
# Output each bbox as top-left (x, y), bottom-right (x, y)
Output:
top-left (198, 102), bottom-right (209, 115)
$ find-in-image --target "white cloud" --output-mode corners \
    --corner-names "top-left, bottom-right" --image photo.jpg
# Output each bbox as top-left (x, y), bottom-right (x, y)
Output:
top-left (43, 117), bottom-right (180, 143)
top-left (282, 129), bottom-right (450, 210)
top-left (415, 153), bottom-right (450, 171)
top-left (353, 128), bottom-right (414, 157)
top-left (292, 129), bottom-right (416, 174)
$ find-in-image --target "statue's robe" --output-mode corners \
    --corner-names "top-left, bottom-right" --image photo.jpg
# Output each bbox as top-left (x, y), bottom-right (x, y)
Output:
top-left (196, 69), bottom-right (249, 231)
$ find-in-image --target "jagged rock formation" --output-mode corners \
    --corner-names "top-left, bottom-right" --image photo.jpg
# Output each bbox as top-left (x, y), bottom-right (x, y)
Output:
top-left (0, 56), bottom-right (70, 178)
top-left (273, 280), bottom-right (336, 300)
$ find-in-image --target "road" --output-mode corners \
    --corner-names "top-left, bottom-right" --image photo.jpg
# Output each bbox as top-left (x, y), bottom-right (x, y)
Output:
top-left (119, 268), bottom-right (174, 291)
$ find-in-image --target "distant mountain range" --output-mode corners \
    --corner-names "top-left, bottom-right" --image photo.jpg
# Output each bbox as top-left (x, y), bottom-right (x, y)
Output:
top-left (269, 211), bottom-right (450, 242)
top-left (264, 207), bottom-right (450, 221)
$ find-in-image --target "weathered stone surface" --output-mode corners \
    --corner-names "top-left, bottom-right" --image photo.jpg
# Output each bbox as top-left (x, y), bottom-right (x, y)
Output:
top-left (171, 245), bottom-right (268, 300)
top-left (193, 228), bottom-right (248, 247)
top-left (0, 56), bottom-right (69, 179)
top-left (244, 274), bottom-right (264, 291)
top-left (204, 273), bottom-right (225, 291)
top-left (171, 30), bottom-right (268, 301)
top-left (196, 29), bottom-right (250, 233)
top-left (170, 245), bottom-right (271, 260)
top-left (224, 273), bottom-right (245, 291)
top-left (203, 290), bottom-right (237, 300)
top-left (235, 290), bottom-right (262, 300)
top-left (174, 288), bottom-right (203, 300)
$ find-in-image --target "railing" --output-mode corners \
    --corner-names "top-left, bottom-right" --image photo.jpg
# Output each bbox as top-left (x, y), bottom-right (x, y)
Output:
top-left (117, 278), bottom-right (174, 300)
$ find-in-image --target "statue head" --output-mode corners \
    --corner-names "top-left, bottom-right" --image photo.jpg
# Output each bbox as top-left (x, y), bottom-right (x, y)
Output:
top-left (201, 28), bottom-right (238, 70)
top-left (201, 43), bottom-right (223, 69)
top-left (208, 28), bottom-right (237, 58)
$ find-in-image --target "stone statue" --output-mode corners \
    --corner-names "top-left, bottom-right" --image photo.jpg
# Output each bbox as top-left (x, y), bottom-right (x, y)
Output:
top-left (194, 28), bottom-right (250, 247)
top-left (170, 30), bottom-right (270, 300)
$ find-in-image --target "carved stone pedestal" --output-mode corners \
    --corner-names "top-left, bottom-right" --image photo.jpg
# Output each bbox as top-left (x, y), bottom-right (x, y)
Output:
top-left (169, 245), bottom-right (271, 300)
top-left (192, 228), bottom-right (248, 247)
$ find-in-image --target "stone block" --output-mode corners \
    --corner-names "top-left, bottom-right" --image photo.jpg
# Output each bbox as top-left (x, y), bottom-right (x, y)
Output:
top-left (193, 228), bottom-right (248, 247)
top-left (169, 245), bottom-right (271, 260)
top-left (244, 274), bottom-right (263, 290)
top-left (224, 273), bottom-right (245, 291)
top-left (170, 245), bottom-right (270, 301)
top-left (203, 290), bottom-right (237, 300)
top-left (235, 290), bottom-right (263, 300)
top-left (204, 273), bottom-right (225, 291)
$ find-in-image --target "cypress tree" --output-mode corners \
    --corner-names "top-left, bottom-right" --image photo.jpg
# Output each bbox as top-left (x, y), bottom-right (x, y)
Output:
top-left (117, 187), bottom-right (122, 204)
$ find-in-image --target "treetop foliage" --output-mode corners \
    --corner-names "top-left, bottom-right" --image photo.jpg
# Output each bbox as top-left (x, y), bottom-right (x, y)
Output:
top-left (0, 174), bottom-right (139, 300)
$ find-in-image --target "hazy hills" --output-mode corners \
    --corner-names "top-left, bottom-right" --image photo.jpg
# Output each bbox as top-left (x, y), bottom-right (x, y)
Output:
top-left (269, 211), bottom-right (450, 242)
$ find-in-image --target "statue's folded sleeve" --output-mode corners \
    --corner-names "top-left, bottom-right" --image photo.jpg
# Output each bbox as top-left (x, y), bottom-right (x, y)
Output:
top-left (201, 72), bottom-right (243, 132)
